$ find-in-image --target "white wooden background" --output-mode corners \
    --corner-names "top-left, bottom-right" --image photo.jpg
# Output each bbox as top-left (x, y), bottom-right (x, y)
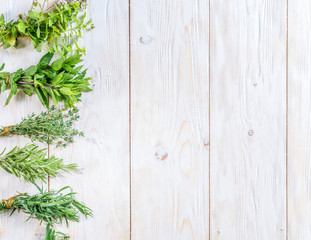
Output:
top-left (0, 0), bottom-right (310, 239)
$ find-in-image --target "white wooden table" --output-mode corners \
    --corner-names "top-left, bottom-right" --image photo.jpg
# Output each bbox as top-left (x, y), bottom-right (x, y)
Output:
top-left (0, 0), bottom-right (310, 239)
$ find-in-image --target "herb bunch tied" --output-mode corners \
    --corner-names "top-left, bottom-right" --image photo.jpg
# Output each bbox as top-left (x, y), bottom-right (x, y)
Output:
top-left (0, 0), bottom-right (94, 56)
top-left (0, 52), bottom-right (92, 108)
top-left (0, 144), bottom-right (77, 184)
top-left (0, 185), bottom-right (92, 240)
top-left (0, 106), bottom-right (83, 148)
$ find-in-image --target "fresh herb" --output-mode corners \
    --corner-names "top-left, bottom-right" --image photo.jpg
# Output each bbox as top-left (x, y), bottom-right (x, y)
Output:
top-left (0, 144), bottom-right (77, 184)
top-left (0, 106), bottom-right (84, 148)
top-left (0, 0), bottom-right (94, 56)
top-left (0, 52), bottom-right (92, 108)
top-left (0, 185), bottom-right (92, 240)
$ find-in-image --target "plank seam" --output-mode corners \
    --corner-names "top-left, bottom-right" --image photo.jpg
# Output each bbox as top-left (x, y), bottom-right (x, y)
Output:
top-left (286, 0), bottom-right (289, 238)
top-left (208, 0), bottom-right (211, 238)
top-left (128, 0), bottom-right (132, 238)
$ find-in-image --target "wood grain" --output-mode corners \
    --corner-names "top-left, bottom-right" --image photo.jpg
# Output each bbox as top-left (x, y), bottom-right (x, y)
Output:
top-left (210, 0), bottom-right (287, 239)
top-left (0, 1), bottom-right (48, 239)
top-left (130, 0), bottom-right (209, 239)
top-left (288, 0), bottom-right (311, 238)
top-left (49, 0), bottom-right (130, 239)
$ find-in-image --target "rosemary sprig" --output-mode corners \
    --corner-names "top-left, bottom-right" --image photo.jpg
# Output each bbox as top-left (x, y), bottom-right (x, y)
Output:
top-left (0, 0), bottom-right (94, 56)
top-left (0, 52), bottom-right (92, 108)
top-left (0, 106), bottom-right (84, 148)
top-left (0, 144), bottom-right (77, 184)
top-left (0, 185), bottom-right (92, 240)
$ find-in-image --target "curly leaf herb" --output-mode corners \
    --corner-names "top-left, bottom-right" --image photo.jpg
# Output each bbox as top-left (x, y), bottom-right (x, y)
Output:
top-left (0, 185), bottom-right (92, 240)
top-left (0, 144), bottom-right (77, 184)
top-left (0, 52), bottom-right (92, 108)
top-left (0, 0), bottom-right (94, 56)
top-left (0, 106), bottom-right (84, 148)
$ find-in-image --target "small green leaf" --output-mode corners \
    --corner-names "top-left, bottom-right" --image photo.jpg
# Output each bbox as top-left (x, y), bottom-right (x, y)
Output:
top-left (51, 58), bottom-right (64, 71)
top-left (0, 63), bottom-right (4, 71)
top-left (17, 21), bottom-right (26, 34)
top-left (23, 65), bottom-right (37, 76)
top-left (64, 54), bottom-right (82, 65)
top-left (60, 87), bottom-right (73, 96)
top-left (5, 90), bottom-right (15, 106)
top-left (11, 27), bottom-right (17, 38)
top-left (36, 26), bottom-right (40, 38)
top-left (38, 53), bottom-right (54, 67)
top-left (0, 14), bottom-right (4, 25)
top-left (11, 82), bottom-right (17, 94)
top-left (35, 87), bottom-right (48, 107)
top-left (5, 35), bottom-right (16, 46)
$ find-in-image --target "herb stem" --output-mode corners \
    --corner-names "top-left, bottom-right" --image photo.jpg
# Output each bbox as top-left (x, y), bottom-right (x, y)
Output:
top-left (16, 80), bottom-right (60, 90)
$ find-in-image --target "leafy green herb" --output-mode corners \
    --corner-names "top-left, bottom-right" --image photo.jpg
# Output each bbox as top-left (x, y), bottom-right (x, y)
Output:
top-left (0, 185), bottom-right (92, 240)
top-left (0, 0), bottom-right (94, 56)
top-left (0, 144), bottom-right (77, 184)
top-left (0, 53), bottom-right (92, 108)
top-left (0, 106), bottom-right (84, 148)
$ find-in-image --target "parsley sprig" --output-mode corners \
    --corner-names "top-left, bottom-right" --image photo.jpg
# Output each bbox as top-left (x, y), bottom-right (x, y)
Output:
top-left (0, 52), bottom-right (92, 108)
top-left (0, 185), bottom-right (92, 240)
top-left (0, 144), bottom-right (77, 184)
top-left (0, 106), bottom-right (84, 148)
top-left (0, 0), bottom-right (94, 56)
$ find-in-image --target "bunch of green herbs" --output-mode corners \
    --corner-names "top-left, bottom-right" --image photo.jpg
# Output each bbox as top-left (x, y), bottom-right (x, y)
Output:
top-left (0, 52), bottom-right (92, 108)
top-left (0, 0), bottom-right (94, 56)
top-left (0, 144), bottom-right (77, 184)
top-left (0, 185), bottom-right (92, 240)
top-left (0, 106), bottom-right (84, 148)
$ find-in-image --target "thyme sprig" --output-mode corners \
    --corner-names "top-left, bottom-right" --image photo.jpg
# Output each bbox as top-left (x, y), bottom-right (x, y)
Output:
top-left (0, 185), bottom-right (92, 240)
top-left (0, 106), bottom-right (83, 148)
top-left (0, 52), bottom-right (92, 108)
top-left (0, 0), bottom-right (94, 56)
top-left (0, 144), bottom-right (77, 184)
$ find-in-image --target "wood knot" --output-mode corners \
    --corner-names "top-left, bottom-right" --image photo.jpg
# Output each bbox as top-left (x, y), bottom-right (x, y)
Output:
top-left (139, 35), bottom-right (152, 45)
top-left (155, 147), bottom-right (168, 161)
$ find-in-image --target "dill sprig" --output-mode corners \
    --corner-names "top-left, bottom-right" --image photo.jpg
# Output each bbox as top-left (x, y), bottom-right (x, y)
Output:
top-left (0, 185), bottom-right (92, 240)
top-left (0, 0), bottom-right (94, 56)
top-left (0, 144), bottom-right (77, 184)
top-left (0, 106), bottom-right (84, 148)
top-left (0, 52), bottom-right (92, 108)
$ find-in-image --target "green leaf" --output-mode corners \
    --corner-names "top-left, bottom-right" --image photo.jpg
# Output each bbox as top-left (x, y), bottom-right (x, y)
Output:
top-left (11, 82), bottom-right (17, 94)
top-left (17, 21), bottom-right (26, 34)
top-left (11, 27), bottom-right (17, 38)
top-left (51, 58), bottom-right (64, 71)
top-left (38, 53), bottom-right (54, 67)
top-left (0, 14), bottom-right (4, 25)
top-left (51, 71), bottom-right (64, 85)
top-left (36, 26), bottom-right (40, 38)
top-left (5, 90), bottom-right (15, 106)
top-left (5, 35), bottom-right (16, 46)
top-left (60, 87), bottom-right (73, 96)
top-left (35, 87), bottom-right (48, 107)
top-left (0, 63), bottom-right (4, 71)
top-left (28, 10), bottom-right (41, 20)
top-left (64, 54), bottom-right (82, 65)
top-left (23, 65), bottom-right (37, 76)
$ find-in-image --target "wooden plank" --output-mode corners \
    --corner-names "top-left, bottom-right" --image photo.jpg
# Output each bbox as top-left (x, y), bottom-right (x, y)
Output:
top-left (0, 1), bottom-right (48, 239)
top-left (210, 0), bottom-right (287, 239)
top-left (49, 0), bottom-right (130, 239)
top-left (131, 0), bottom-right (209, 239)
top-left (288, 0), bottom-right (311, 238)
